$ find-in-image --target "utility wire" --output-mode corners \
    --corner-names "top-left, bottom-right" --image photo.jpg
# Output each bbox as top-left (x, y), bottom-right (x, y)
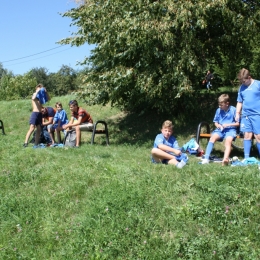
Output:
top-left (3, 47), bottom-right (72, 67)
top-left (1, 45), bottom-right (66, 63)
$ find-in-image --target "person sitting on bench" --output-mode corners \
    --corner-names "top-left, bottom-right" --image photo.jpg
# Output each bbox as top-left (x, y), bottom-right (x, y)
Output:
top-left (62, 100), bottom-right (93, 148)
top-left (201, 94), bottom-right (239, 166)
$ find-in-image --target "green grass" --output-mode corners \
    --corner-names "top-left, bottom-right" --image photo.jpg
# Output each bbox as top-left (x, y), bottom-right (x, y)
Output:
top-left (1, 96), bottom-right (260, 259)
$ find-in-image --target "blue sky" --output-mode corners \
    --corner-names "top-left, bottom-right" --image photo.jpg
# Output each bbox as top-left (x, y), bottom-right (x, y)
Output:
top-left (0, 0), bottom-right (93, 75)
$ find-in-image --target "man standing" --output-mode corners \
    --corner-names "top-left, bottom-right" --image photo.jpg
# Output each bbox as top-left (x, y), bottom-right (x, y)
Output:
top-left (23, 84), bottom-right (50, 148)
top-left (236, 68), bottom-right (260, 159)
top-left (205, 70), bottom-right (213, 90)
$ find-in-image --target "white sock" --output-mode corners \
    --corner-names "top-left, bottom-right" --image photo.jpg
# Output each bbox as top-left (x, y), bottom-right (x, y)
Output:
top-left (176, 160), bottom-right (186, 168)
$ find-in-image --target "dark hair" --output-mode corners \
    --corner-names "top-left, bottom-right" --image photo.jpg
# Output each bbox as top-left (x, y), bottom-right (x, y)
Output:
top-left (237, 68), bottom-right (251, 83)
top-left (69, 100), bottom-right (78, 106)
top-left (55, 102), bottom-right (63, 108)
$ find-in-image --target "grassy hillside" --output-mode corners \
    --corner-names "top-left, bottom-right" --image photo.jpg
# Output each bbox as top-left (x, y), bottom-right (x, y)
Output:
top-left (0, 95), bottom-right (260, 259)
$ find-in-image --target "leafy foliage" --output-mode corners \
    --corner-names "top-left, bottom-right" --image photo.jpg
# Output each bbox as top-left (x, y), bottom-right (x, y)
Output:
top-left (0, 72), bottom-right (37, 100)
top-left (0, 65), bottom-right (80, 101)
top-left (60, 0), bottom-right (260, 113)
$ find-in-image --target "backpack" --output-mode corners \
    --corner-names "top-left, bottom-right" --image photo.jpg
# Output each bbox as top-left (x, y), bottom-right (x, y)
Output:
top-left (30, 130), bottom-right (47, 144)
top-left (64, 130), bottom-right (76, 147)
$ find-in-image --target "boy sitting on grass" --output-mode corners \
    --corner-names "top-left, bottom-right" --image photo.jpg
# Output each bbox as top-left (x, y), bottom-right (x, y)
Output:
top-left (151, 120), bottom-right (188, 168)
top-left (201, 94), bottom-right (239, 166)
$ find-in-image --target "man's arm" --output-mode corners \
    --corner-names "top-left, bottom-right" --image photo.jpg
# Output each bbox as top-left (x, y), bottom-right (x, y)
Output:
top-left (32, 88), bottom-right (41, 100)
top-left (42, 116), bottom-right (54, 126)
top-left (45, 88), bottom-right (51, 101)
top-left (235, 102), bottom-right (242, 122)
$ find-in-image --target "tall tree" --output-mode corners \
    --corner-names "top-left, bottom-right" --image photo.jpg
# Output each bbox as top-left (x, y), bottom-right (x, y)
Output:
top-left (60, 0), bottom-right (260, 113)
top-left (29, 67), bottom-right (49, 88)
top-left (48, 65), bottom-right (77, 96)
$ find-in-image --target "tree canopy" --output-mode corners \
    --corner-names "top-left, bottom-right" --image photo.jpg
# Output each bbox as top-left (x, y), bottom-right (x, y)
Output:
top-left (60, 0), bottom-right (260, 113)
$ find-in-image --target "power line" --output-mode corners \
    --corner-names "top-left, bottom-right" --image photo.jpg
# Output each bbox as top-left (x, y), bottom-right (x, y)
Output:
top-left (3, 47), bottom-right (72, 67)
top-left (1, 45), bottom-right (66, 63)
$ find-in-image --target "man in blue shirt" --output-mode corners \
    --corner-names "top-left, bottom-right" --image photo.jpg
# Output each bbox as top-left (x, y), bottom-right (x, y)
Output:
top-left (236, 68), bottom-right (260, 159)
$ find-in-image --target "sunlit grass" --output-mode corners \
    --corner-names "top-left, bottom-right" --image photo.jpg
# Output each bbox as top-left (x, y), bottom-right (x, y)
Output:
top-left (0, 96), bottom-right (260, 259)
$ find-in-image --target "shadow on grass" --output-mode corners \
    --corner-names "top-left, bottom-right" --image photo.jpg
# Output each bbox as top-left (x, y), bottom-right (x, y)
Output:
top-left (106, 91), bottom-right (241, 146)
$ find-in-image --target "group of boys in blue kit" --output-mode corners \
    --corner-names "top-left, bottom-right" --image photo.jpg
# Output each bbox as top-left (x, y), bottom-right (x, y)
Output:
top-left (22, 68), bottom-right (260, 160)
top-left (151, 68), bottom-right (260, 167)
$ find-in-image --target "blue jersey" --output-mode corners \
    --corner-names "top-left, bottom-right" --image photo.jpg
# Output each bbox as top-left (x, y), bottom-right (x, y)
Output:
top-left (237, 80), bottom-right (260, 116)
top-left (53, 109), bottom-right (69, 126)
top-left (153, 133), bottom-right (180, 151)
top-left (213, 105), bottom-right (237, 129)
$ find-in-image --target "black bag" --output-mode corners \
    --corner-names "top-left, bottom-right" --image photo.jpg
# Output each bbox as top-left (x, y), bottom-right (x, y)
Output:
top-left (30, 130), bottom-right (47, 144)
top-left (64, 130), bottom-right (76, 147)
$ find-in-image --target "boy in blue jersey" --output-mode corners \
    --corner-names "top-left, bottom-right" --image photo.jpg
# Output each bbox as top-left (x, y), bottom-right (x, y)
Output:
top-left (236, 68), bottom-right (260, 159)
top-left (151, 120), bottom-right (188, 168)
top-left (50, 102), bottom-right (69, 145)
top-left (201, 94), bottom-right (239, 166)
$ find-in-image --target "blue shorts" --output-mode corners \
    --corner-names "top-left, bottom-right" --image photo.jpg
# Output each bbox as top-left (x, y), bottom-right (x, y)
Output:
top-left (240, 115), bottom-right (260, 134)
top-left (29, 112), bottom-right (42, 126)
top-left (51, 123), bottom-right (59, 130)
top-left (211, 128), bottom-right (237, 141)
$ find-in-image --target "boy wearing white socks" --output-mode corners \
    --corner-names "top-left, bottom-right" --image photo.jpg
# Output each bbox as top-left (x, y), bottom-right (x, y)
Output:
top-left (151, 120), bottom-right (188, 168)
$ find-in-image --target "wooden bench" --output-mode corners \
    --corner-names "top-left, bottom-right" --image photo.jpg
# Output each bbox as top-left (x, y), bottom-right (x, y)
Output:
top-left (196, 121), bottom-right (244, 151)
top-left (0, 120), bottom-right (5, 135)
top-left (64, 120), bottom-right (109, 145)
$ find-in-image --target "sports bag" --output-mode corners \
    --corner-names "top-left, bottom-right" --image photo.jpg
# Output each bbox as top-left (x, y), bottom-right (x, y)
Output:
top-left (64, 130), bottom-right (76, 147)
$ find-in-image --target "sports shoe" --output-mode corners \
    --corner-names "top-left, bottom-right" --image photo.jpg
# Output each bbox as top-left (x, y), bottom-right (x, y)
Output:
top-left (57, 143), bottom-right (64, 148)
top-left (177, 160), bottom-right (187, 168)
top-left (23, 143), bottom-right (28, 148)
top-left (201, 158), bottom-right (209, 164)
top-left (50, 143), bottom-right (58, 147)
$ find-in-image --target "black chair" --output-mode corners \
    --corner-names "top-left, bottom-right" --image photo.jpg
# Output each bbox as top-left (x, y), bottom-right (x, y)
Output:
top-left (0, 120), bottom-right (5, 135)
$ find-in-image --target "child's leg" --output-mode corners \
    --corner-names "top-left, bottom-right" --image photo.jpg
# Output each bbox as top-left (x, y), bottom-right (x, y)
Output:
top-left (48, 126), bottom-right (56, 144)
top-left (24, 124), bottom-right (35, 144)
top-left (35, 125), bottom-right (42, 145)
top-left (55, 127), bottom-right (62, 144)
top-left (151, 148), bottom-right (178, 165)
top-left (243, 133), bottom-right (253, 159)
top-left (222, 136), bottom-right (233, 165)
top-left (256, 142), bottom-right (260, 158)
top-left (204, 134), bottom-right (220, 160)
top-left (75, 126), bottom-right (81, 147)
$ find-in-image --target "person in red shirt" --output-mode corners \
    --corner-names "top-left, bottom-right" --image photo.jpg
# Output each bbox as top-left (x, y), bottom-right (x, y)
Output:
top-left (62, 100), bottom-right (93, 147)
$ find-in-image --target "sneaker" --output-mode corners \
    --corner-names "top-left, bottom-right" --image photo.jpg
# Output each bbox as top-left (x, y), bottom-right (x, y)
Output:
top-left (50, 143), bottom-right (58, 147)
top-left (177, 160), bottom-right (187, 168)
top-left (201, 158), bottom-right (210, 164)
top-left (57, 143), bottom-right (64, 148)
top-left (23, 143), bottom-right (28, 148)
